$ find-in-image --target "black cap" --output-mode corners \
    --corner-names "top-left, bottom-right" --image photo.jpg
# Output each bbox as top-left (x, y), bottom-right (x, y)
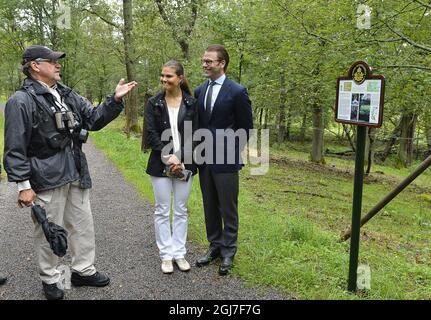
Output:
top-left (22, 45), bottom-right (66, 65)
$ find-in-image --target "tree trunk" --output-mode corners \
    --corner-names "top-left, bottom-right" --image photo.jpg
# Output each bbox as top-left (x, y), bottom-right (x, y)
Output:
top-left (50, 0), bottom-right (59, 48)
top-left (141, 58), bottom-right (151, 151)
top-left (379, 118), bottom-right (403, 162)
top-left (364, 127), bottom-right (370, 165)
top-left (123, 0), bottom-right (140, 135)
top-left (299, 112), bottom-right (307, 143)
top-left (259, 108), bottom-right (264, 129)
top-left (37, 5), bottom-right (45, 44)
top-left (285, 106), bottom-right (292, 141)
top-left (365, 128), bottom-right (375, 175)
top-left (426, 125), bottom-right (431, 157)
top-left (415, 123), bottom-right (421, 160)
top-left (238, 52), bottom-right (243, 84)
top-left (179, 39), bottom-right (190, 61)
top-left (342, 124), bottom-right (355, 152)
top-left (141, 91), bottom-right (152, 152)
top-left (310, 104), bottom-right (324, 163)
top-left (277, 72), bottom-right (287, 144)
top-left (397, 112), bottom-right (417, 167)
top-left (263, 108), bottom-right (268, 130)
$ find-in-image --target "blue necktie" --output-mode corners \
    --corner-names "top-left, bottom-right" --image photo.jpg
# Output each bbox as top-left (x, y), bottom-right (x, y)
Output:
top-left (205, 81), bottom-right (216, 118)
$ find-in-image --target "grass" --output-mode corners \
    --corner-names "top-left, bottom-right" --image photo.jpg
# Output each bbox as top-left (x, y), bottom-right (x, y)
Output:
top-left (2, 112), bottom-right (430, 299)
top-left (237, 156), bottom-right (431, 299)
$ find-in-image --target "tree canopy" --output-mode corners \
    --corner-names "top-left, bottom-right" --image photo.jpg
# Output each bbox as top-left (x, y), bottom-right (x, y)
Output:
top-left (0, 0), bottom-right (430, 166)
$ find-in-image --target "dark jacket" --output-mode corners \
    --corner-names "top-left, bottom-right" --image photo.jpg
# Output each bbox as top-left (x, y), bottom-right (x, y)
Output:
top-left (144, 91), bottom-right (198, 177)
top-left (3, 78), bottom-right (124, 192)
top-left (194, 77), bottom-right (253, 173)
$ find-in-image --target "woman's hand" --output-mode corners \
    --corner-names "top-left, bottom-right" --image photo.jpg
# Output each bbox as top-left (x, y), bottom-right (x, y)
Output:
top-left (169, 163), bottom-right (183, 175)
top-left (164, 154), bottom-right (181, 165)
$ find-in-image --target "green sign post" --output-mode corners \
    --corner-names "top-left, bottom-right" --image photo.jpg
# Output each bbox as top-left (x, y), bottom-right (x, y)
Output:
top-left (347, 125), bottom-right (366, 292)
top-left (335, 61), bottom-right (385, 292)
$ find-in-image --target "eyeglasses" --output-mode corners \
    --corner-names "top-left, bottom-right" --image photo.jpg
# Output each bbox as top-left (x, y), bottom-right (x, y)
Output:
top-left (201, 59), bottom-right (221, 65)
top-left (34, 58), bottom-right (60, 65)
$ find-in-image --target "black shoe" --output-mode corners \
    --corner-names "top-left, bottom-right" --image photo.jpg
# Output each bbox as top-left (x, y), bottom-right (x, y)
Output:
top-left (71, 271), bottom-right (110, 287)
top-left (218, 257), bottom-right (234, 276)
top-left (196, 247), bottom-right (220, 267)
top-left (0, 277), bottom-right (7, 285)
top-left (42, 282), bottom-right (64, 300)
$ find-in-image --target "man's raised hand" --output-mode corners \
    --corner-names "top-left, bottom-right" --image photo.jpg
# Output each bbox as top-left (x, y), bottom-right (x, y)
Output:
top-left (114, 78), bottom-right (138, 103)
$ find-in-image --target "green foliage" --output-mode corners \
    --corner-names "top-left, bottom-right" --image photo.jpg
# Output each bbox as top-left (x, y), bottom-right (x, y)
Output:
top-left (0, 0), bottom-right (430, 158)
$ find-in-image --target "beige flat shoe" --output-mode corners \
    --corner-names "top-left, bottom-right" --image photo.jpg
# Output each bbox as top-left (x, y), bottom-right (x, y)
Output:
top-left (175, 258), bottom-right (191, 272)
top-left (161, 260), bottom-right (174, 274)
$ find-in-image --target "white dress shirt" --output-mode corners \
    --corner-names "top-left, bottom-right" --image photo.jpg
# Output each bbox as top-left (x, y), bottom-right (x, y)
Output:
top-left (167, 105), bottom-right (181, 153)
top-left (204, 74), bottom-right (226, 113)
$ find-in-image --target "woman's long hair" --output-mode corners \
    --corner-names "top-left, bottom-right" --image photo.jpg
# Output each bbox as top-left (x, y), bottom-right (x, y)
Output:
top-left (163, 60), bottom-right (192, 95)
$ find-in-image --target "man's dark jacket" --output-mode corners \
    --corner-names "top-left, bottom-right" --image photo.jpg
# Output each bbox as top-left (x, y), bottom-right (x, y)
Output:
top-left (3, 78), bottom-right (124, 192)
top-left (194, 77), bottom-right (253, 173)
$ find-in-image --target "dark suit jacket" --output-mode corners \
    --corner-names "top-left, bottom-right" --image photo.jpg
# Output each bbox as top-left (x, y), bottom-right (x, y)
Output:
top-left (144, 91), bottom-right (198, 177)
top-left (194, 77), bottom-right (253, 173)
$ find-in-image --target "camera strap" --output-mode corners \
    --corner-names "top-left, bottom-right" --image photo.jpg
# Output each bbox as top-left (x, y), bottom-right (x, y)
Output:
top-left (48, 84), bottom-right (69, 113)
top-left (22, 86), bottom-right (57, 119)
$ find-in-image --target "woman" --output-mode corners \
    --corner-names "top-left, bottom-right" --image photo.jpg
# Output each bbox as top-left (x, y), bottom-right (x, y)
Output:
top-left (144, 60), bottom-right (198, 274)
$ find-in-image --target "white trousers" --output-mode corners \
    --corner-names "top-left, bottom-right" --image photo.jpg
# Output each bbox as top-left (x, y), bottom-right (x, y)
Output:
top-left (150, 176), bottom-right (193, 260)
top-left (33, 180), bottom-right (96, 284)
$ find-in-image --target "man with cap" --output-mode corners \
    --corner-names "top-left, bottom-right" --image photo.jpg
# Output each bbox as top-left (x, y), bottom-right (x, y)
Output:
top-left (3, 45), bottom-right (138, 300)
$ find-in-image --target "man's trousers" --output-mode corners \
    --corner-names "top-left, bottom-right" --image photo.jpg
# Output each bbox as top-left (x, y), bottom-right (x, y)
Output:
top-left (33, 180), bottom-right (96, 284)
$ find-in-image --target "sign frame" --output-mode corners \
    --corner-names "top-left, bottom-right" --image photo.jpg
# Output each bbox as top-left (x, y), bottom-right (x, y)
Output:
top-left (335, 61), bottom-right (385, 128)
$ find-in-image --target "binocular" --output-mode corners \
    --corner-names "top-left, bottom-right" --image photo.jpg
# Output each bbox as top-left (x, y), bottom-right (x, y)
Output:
top-left (55, 111), bottom-right (76, 132)
top-left (54, 111), bottom-right (88, 143)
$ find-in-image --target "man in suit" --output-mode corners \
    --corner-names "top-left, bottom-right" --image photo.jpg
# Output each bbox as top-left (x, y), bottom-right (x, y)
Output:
top-left (194, 44), bottom-right (253, 275)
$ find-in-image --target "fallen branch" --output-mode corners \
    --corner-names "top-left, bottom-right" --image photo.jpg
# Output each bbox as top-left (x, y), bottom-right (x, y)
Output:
top-left (283, 190), bottom-right (332, 199)
top-left (325, 149), bottom-right (355, 156)
top-left (341, 154), bottom-right (431, 241)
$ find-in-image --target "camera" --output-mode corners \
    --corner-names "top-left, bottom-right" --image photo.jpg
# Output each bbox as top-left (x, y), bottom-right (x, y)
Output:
top-left (75, 129), bottom-right (89, 143)
top-left (164, 164), bottom-right (192, 182)
top-left (54, 111), bottom-right (88, 143)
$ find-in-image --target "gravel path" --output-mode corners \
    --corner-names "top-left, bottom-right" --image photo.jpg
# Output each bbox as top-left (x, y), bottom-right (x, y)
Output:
top-left (0, 136), bottom-right (287, 300)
